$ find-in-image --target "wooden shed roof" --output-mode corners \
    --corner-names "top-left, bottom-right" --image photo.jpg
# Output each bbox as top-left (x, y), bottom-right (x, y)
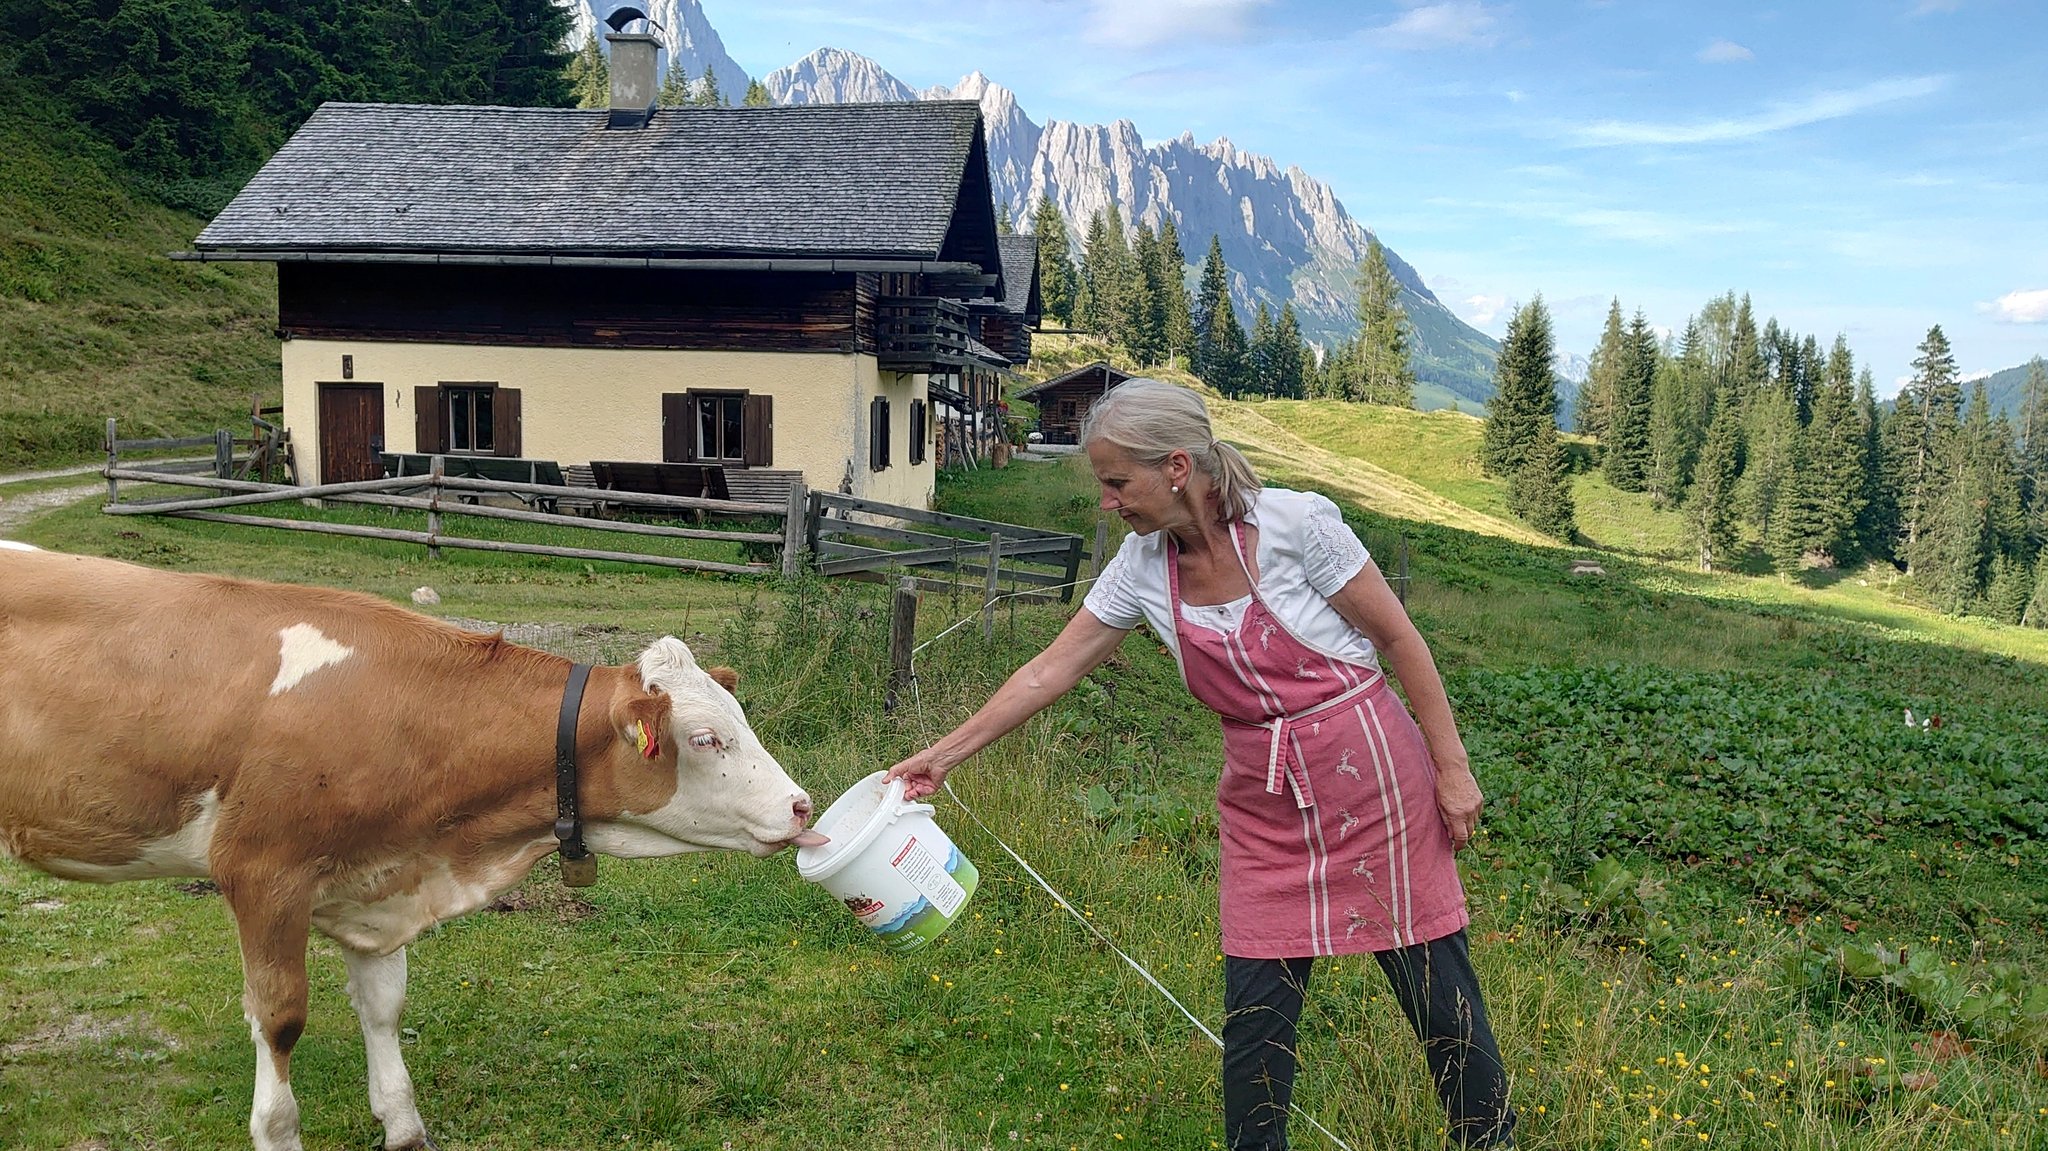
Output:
top-left (1015, 361), bottom-right (1134, 402)
top-left (194, 101), bottom-right (1001, 275)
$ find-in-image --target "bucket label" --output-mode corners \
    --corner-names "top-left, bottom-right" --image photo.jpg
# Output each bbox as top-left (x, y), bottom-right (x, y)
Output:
top-left (890, 835), bottom-right (967, 917)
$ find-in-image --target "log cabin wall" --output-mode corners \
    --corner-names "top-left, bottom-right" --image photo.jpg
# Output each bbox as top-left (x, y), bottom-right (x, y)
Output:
top-left (279, 263), bottom-right (864, 352)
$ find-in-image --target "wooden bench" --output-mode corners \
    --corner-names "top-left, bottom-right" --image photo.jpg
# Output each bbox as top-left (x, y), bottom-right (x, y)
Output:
top-left (379, 454), bottom-right (567, 511)
top-left (588, 461), bottom-right (731, 503)
top-left (721, 468), bottom-right (804, 508)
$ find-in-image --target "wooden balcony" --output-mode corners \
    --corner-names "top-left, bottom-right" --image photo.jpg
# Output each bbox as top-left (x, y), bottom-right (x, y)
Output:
top-left (876, 296), bottom-right (971, 373)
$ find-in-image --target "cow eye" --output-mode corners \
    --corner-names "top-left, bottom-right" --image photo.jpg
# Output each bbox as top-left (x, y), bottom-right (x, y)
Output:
top-left (687, 729), bottom-right (722, 751)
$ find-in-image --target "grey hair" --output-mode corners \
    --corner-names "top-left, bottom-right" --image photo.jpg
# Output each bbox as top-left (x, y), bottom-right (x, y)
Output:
top-left (1079, 378), bottom-right (1262, 522)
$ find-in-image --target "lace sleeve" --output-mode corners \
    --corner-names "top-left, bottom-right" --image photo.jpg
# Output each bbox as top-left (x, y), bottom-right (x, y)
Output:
top-left (1301, 494), bottom-right (1370, 596)
top-left (1081, 542), bottom-right (1146, 629)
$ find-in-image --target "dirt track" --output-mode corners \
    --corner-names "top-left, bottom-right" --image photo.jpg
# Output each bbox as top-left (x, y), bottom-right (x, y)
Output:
top-left (0, 484), bottom-right (97, 535)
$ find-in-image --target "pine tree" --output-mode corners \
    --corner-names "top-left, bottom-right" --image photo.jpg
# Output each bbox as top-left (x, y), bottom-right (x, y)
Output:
top-left (2025, 559), bottom-right (2048, 628)
top-left (1899, 325), bottom-right (1963, 570)
top-left (1273, 304), bottom-right (1307, 400)
top-left (1689, 401), bottom-right (1744, 572)
top-left (1740, 384), bottom-right (1797, 544)
top-left (1646, 319), bottom-right (1710, 506)
top-left (1249, 302), bottom-right (1278, 397)
top-left (1209, 300), bottom-right (1251, 398)
top-left (1482, 298), bottom-right (1559, 478)
top-left (1807, 336), bottom-right (1868, 563)
top-left (1126, 223), bottom-right (1163, 365)
top-left (566, 32), bottom-right (610, 109)
top-left (656, 59), bottom-right (691, 107)
top-left (1030, 197), bottom-right (1079, 328)
top-left (1729, 295), bottom-right (1767, 412)
top-left (1858, 368), bottom-right (1899, 563)
top-left (742, 78), bottom-right (772, 106)
top-left (1579, 299), bottom-right (1626, 440)
top-left (1193, 235), bottom-right (1233, 382)
top-left (1766, 421), bottom-right (1829, 575)
top-left (1985, 556), bottom-right (2033, 625)
top-left (1602, 309), bottom-right (1657, 491)
top-left (1509, 420), bottom-right (1577, 540)
top-left (1353, 238), bottom-right (1416, 407)
top-left (2020, 356), bottom-right (2048, 555)
top-left (692, 65), bottom-right (723, 106)
top-left (1911, 432), bottom-right (1989, 614)
top-left (1156, 217), bottom-right (1195, 367)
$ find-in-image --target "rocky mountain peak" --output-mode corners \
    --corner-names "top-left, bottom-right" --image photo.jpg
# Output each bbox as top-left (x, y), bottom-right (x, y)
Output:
top-left (764, 47), bottom-right (917, 106)
top-left (561, 0), bottom-right (749, 101)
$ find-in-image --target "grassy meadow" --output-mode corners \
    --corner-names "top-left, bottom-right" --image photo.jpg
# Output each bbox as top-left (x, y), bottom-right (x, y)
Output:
top-left (5, 389), bottom-right (2048, 1148)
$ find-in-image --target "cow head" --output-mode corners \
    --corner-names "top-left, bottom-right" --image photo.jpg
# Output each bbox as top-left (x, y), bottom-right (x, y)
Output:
top-left (588, 637), bottom-right (817, 858)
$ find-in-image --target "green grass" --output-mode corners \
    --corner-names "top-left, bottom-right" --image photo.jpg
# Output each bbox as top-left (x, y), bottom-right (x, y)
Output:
top-left (0, 87), bottom-right (280, 471)
top-left (5, 184), bottom-right (2047, 1149)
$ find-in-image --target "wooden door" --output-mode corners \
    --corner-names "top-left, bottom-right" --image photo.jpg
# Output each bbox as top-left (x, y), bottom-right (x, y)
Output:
top-left (319, 383), bottom-right (384, 483)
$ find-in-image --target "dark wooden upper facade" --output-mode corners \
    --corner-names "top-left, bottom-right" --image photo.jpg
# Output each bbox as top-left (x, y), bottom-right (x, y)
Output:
top-left (280, 263), bottom-right (1008, 369)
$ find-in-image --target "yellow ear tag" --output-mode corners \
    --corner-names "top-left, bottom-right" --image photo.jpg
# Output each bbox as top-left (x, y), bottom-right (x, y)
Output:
top-left (634, 721), bottom-right (660, 760)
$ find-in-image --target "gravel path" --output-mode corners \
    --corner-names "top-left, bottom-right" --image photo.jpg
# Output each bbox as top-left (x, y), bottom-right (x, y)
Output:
top-left (0, 483), bottom-right (98, 535)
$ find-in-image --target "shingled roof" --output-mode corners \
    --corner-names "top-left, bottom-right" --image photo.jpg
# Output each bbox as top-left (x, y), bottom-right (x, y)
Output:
top-left (994, 235), bottom-right (1042, 318)
top-left (194, 101), bottom-right (1000, 269)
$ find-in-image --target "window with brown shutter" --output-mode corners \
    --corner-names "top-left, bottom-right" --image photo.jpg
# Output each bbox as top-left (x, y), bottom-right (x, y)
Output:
top-left (664, 390), bottom-right (774, 466)
top-left (417, 383), bottom-right (520, 456)
top-left (909, 398), bottom-right (927, 465)
top-left (870, 395), bottom-right (891, 471)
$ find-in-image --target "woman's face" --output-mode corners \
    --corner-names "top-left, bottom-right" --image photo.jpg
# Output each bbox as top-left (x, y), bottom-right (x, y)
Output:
top-left (1087, 440), bottom-right (1182, 535)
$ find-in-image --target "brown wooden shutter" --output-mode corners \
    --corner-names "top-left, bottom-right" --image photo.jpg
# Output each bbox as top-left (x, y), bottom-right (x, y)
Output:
top-left (742, 393), bottom-right (773, 467)
top-left (909, 398), bottom-right (927, 465)
top-left (414, 386), bottom-right (444, 453)
top-left (662, 392), bottom-right (693, 462)
top-left (492, 387), bottom-right (521, 457)
top-left (870, 395), bottom-right (890, 471)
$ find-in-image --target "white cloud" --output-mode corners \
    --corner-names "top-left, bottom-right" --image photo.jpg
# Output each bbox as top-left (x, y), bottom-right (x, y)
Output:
top-left (1367, 2), bottom-right (1503, 50)
top-left (1566, 75), bottom-right (1947, 146)
top-left (1698, 38), bottom-right (1754, 64)
top-left (1460, 293), bottom-right (1511, 327)
top-left (1084, 0), bottom-right (1269, 48)
top-left (1983, 288), bottom-right (2048, 324)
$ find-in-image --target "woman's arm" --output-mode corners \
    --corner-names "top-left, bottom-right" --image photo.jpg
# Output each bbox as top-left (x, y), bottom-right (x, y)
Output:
top-left (886, 608), bottom-right (1133, 800)
top-left (1324, 559), bottom-right (1484, 850)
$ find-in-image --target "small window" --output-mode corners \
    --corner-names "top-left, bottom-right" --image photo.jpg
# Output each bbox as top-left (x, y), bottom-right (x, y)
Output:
top-left (870, 395), bottom-right (892, 471)
top-left (695, 392), bottom-right (746, 463)
top-left (910, 399), bottom-right (928, 465)
top-left (447, 385), bottom-right (494, 454)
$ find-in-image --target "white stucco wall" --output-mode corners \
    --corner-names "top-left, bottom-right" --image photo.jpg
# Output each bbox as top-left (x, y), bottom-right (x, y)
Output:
top-left (282, 340), bottom-right (935, 505)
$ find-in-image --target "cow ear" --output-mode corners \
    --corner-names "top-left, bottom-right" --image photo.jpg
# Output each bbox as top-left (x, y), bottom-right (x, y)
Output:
top-left (706, 665), bottom-right (739, 692)
top-left (612, 691), bottom-right (672, 763)
top-left (637, 636), bottom-right (699, 690)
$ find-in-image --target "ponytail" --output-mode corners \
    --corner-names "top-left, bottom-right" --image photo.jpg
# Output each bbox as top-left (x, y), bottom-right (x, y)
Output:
top-left (1079, 378), bottom-right (1264, 523)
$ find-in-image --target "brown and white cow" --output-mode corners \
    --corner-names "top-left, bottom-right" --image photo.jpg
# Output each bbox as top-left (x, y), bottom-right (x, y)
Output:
top-left (0, 541), bottom-right (820, 1150)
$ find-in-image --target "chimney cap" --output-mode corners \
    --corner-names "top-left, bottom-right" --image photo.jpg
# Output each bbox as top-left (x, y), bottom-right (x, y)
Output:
top-left (605, 6), bottom-right (651, 33)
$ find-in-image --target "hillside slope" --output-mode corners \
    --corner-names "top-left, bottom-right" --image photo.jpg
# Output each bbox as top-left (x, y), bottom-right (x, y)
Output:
top-left (0, 92), bottom-right (278, 470)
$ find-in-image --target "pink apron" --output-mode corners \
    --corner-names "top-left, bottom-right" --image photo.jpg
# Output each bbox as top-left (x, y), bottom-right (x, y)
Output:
top-left (1169, 523), bottom-right (1468, 958)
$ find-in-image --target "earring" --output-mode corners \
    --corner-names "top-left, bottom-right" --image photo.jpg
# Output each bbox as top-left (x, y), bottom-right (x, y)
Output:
top-left (1171, 485), bottom-right (1181, 494)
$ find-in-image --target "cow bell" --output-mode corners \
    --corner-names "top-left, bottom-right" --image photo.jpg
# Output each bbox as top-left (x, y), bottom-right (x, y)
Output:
top-left (559, 852), bottom-right (598, 888)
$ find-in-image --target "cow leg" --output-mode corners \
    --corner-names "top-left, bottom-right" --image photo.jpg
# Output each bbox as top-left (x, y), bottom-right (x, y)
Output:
top-left (226, 895), bottom-right (312, 1151)
top-left (343, 945), bottom-right (432, 1149)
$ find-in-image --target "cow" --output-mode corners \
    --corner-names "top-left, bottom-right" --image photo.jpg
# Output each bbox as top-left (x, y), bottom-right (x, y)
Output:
top-left (0, 541), bottom-right (823, 1150)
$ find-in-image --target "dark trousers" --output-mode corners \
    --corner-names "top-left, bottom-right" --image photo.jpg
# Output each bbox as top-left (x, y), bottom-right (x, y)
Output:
top-left (1223, 929), bottom-right (1516, 1149)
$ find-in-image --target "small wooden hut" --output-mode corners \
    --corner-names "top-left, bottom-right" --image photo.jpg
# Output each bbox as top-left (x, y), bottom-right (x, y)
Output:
top-left (1017, 362), bottom-right (1134, 444)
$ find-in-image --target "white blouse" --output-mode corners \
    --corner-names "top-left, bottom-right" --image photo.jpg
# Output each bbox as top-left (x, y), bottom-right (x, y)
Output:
top-left (1083, 488), bottom-right (1378, 672)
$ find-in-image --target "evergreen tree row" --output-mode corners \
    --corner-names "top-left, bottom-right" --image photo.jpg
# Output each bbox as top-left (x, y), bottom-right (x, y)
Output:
top-left (1566, 291), bottom-right (2048, 624)
top-left (2, 0), bottom-right (574, 203)
top-left (1029, 198), bottom-right (1418, 407)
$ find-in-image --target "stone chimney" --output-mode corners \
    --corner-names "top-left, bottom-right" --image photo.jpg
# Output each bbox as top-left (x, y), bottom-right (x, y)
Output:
top-left (605, 32), bottom-right (659, 129)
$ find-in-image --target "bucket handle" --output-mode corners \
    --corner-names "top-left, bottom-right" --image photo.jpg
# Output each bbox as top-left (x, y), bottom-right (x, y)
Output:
top-left (882, 774), bottom-right (937, 819)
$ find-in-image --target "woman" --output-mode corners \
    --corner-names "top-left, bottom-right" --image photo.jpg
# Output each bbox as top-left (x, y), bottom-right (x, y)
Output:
top-left (886, 378), bottom-right (1515, 1149)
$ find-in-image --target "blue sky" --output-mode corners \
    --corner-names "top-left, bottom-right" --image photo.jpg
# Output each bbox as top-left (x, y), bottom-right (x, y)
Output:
top-left (704, 0), bottom-right (2048, 394)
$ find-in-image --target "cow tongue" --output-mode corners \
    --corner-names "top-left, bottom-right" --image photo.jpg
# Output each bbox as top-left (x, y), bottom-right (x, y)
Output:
top-left (791, 830), bottom-right (830, 847)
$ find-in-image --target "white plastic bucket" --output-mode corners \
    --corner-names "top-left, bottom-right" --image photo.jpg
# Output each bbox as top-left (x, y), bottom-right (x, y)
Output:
top-left (796, 770), bottom-right (979, 952)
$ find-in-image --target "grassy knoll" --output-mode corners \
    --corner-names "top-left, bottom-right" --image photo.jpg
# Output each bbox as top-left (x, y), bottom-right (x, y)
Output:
top-left (0, 88), bottom-right (280, 471)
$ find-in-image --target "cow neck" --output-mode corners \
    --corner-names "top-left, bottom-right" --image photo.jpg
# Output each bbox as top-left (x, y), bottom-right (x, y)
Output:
top-left (554, 663), bottom-right (598, 888)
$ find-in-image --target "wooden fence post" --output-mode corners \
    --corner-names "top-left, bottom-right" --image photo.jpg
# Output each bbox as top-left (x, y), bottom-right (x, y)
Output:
top-left (1397, 535), bottom-right (1410, 606)
top-left (214, 429), bottom-right (233, 479)
top-left (781, 480), bottom-right (808, 578)
top-left (104, 418), bottom-right (118, 505)
top-left (428, 455), bottom-right (445, 561)
top-left (982, 531), bottom-right (1002, 640)
top-left (886, 576), bottom-right (917, 714)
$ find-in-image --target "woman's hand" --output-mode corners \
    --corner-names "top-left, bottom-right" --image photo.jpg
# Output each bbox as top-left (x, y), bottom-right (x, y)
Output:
top-left (886, 747), bottom-right (952, 802)
top-left (1435, 764), bottom-right (1484, 852)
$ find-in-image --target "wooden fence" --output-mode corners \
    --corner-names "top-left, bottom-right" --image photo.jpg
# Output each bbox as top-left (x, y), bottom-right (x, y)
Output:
top-left (102, 431), bottom-right (1085, 591)
top-left (103, 455), bottom-right (808, 578)
top-left (808, 490), bottom-right (1087, 603)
